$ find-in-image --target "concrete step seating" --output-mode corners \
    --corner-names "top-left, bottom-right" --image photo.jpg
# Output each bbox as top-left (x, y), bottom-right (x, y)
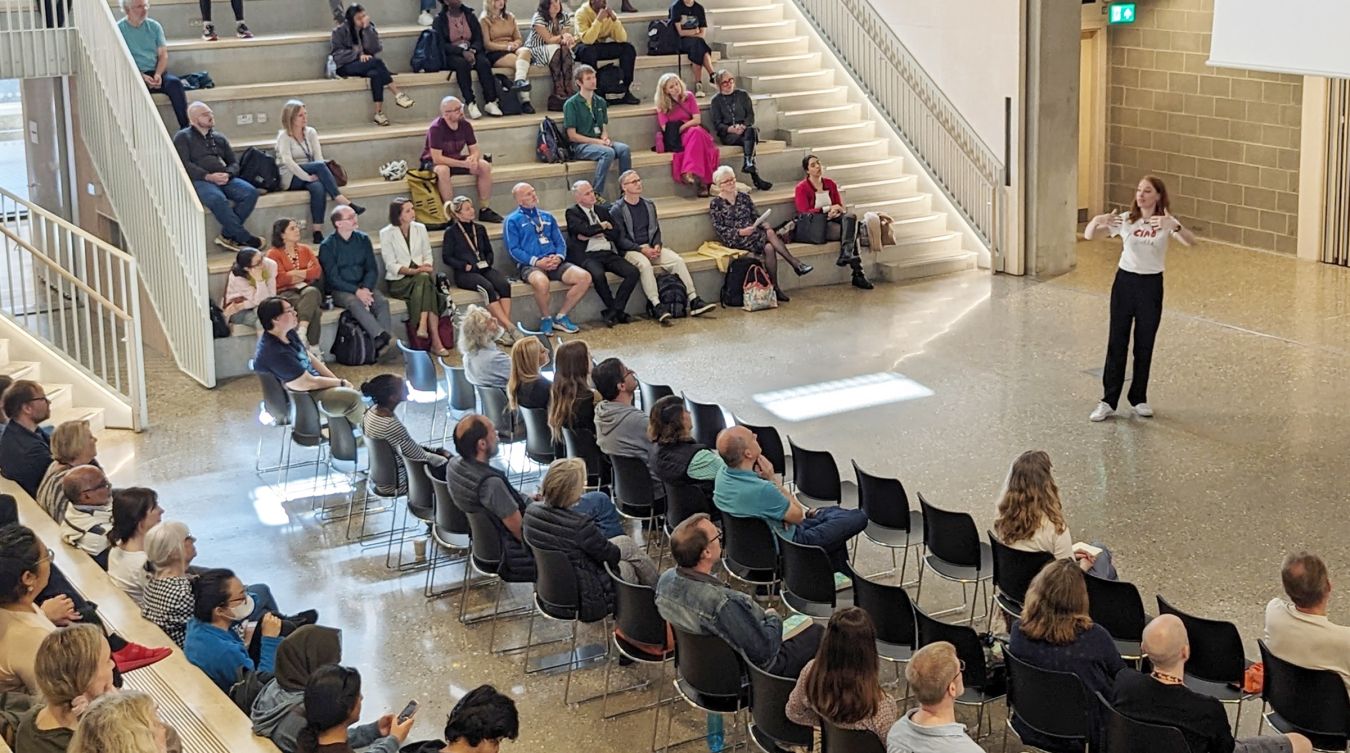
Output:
top-left (0, 338), bottom-right (106, 432)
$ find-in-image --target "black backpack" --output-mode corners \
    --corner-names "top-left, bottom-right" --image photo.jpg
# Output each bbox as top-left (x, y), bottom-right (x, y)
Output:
top-left (410, 28), bottom-right (446, 72)
top-left (238, 147), bottom-right (281, 192)
top-left (494, 74), bottom-right (523, 115)
top-left (536, 117), bottom-right (569, 163)
top-left (657, 272), bottom-right (688, 318)
top-left (210, 301), bottom-right (230, 338)
top-left (596, 64), bottom-right (625, 100)
top-left (647, 19), bottom-right (679, 55)
top-left (720, 256), bottom-right (764, 308)
top-left (330, 310), bottom-right (377, 365)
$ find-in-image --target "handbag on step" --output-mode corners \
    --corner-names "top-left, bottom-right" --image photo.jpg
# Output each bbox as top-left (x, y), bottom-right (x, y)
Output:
top-left (794, 212), bottom-right (828, 245)
top-left (325, 160), bottom-right (349, 187)
top-left (741, 264), bottom-right (778, 312)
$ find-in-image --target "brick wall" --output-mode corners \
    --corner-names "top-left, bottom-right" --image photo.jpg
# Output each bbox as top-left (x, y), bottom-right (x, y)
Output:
top-left (1105, 0), bottom-right (1302, 254)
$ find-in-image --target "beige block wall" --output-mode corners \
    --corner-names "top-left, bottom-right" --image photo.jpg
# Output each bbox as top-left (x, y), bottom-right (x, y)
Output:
top-left (1105, 0), bottom-right (1301, 254)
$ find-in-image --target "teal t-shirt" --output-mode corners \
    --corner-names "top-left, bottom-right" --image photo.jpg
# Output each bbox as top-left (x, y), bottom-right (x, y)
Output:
top-left (117, 16), bottom-right (167, 73)
top-left (563, 92), bottom-right (608, 140)
top-left (713, 466), bottom-right (796, 540)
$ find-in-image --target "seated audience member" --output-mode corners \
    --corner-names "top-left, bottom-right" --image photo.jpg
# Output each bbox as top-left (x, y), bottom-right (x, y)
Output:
top-left (1009, 559), bottom-right (1125, 752)
top-left (656, 513), bottom-right (824, 677)
top-left (654, 73), bottom-right (717, 197)
top-left (788, 607), bottom-right (898, 744)
top-left (708, 70), bottom-right (771, 190)
top-left (184, 568), bottom-right (283, 690)
top-left (67, 690), bottom-right (170, 753)
top-left (669, 0), bottom-right (715, 93)
top-left (197, 0), bottom-right (252, 40)
top-left (1264, 551), bottom-right (1350, 694)
top-left (0, 524), bottom-right (61, 694)
top-left (524, 459), bottom-right (658, 619)
top-left (0, 379), bottom-right (54, 498)
top-left (1114, 615), bottom-right (1311, 753)
top-left (887, 642), bottom-right (984, 753)
top-left (593, 358), bottom-right (653, 461)
top-left (647, 395), bottom-right (723, 502)
top-left (14, 623), bottom-right (116, 753)
top-left (295, 665), bottom-right (413, 753)
top-left (141, 521), bottom-right (199, 645)
top-left (564, 65), bottom-right (632, 199)
top-left (266, 218), bottom-right (325, 347)
top-left (253, 298), bottom-right (368, 428)
top-left (525, 0), bottom-right (577, 111)
top-left (380, 198), bottom-right (450, 355)
top-left (59, 465), bottom-right (115, 566)
top-left (714, 425), bottom-right (866, 571)
top-left (275, 100), bottom-right (364, 244)
top-left (105, 487), bottom-right (163, 606)
top-left (447, 415), bottom-right (536, 581)
top-left (572, 0), bottom-right (640, 104)
top-left (710, 164), bottom-right (811, 301)
top-left (221, 248), bottom-right (278, 330)
top-left (610, 170), bottom-right (715, 319)
top-left (0, 374), bottom-right (13, 429)
top-left (434, 0), bottom-right (504, 120)
top-left (331, 4), bottom-right (415, 127)
top-left (565, 180), bottom-right (640, 326)
top-left (507, 336), bottom-right (551, 412)
top-left (459, 305), bottom-right (511, 388)
top-left (361, 374), bottom-right (450, 496)
top-left (437, 685), bottom-right (520, 751)
top-left (35, 418), bottom-right (97, 521)
top-left (480, 0), bottom-right (534, 112)
top-left (174, 102), bottom-right (263, 251)
top-left (319, 206), bottom-right (394, 355)
top-left (443, 195), bottom-right (516, 334)
top-left (505, 182), bottom-right (592, 335)
top-left (117, 0), bottom-right (189, 128)
top-left (422, 97), bottom-right (503, 222)
top-left (547, 341), bottom-right (599, 448)
top-left (794, 154), bottom-right (873, 289)
top-left (994, 449), bottom-right (1116, 578)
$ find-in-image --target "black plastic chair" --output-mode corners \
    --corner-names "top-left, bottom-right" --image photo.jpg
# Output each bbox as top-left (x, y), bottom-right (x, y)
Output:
top-left (1096, 691), bottom-right (1191, 753)
top-left (664, 628), bottom-right (750, 752)
top-left (851, 460), bottom-right (922, 582)
top-left (392, 453), bottom-right (436, 572)
top-left (1084, 573), bottom-right (1146, 661)
top-left (282, 387), bottom-right (329, 488)
top-left (820, 719), bottom-right (886, 753)
top-left (475, 385), bottom-right (520, 441)
top-left (916, 493), bottom-right (992, 624)
top-left (425, 471), bottom-right (471, 598)
top-left (438, 358), bottom-right (477, 444)
top-left (1257, 639), bottom-right (1350, 751)
top-left (780, 536), bottom-right (853, 619)
top-left (1155, 594), bottom-right (1254, 729)
top-left (787, 437), bottom-right (842, 508)
top-left (1004, 649), bottom-right (1089, 752)
top-left (562, 426), bottom-right (610, 491)
top-left (252, 364), bottom-right (292, 474)
top-left (746, 660), bottom-right (813, 753)
top-left (659, 482), bottom-right (713, 571)
top-left (683, 393), bottom-right (728, 449)
top-left (610, 453), bottom-right (660, 545)
top-left (988, 533), bottom-right (1055, 622)
top-left (602, 563), bottom-right (673, 727)
top-left (517, 405), bottom-right (557, 467)
top-left (363, 434), bottom-right (410, 561)
top-left (399, 340), bottom-right (442, 438)
top-left (638, 380), bottom-right (675, 413)
top-left (457, 508), bottom-right (534, 650)
top-left (851, 572), bottom-right (917, 682)
top-left (315, 408), bottom-right (363, 524)
top-left (523, 543), bottom-right (606, 704)
top-left (736, 419), bottom-right (788, 478)
top-left (914, 605), bottom-right (1005, 738)
top-left (721, 514), bottom-right (780, 592)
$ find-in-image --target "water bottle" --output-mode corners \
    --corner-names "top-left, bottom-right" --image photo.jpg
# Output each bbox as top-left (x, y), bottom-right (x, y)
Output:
top-left (706, 713), bottom-right (724, 752)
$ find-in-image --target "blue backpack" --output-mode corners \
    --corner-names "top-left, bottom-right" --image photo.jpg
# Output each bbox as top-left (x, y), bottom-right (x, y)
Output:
top-left (409, 29), bottom-right (446, 72)
top-left (536, 117), bottom-right (569, 163)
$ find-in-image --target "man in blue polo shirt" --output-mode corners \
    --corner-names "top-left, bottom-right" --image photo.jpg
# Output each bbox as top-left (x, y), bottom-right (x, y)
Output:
top-left (713, 425), bottom-right (866, 571)
top-left (117, 0), bottom-right (189, 129)
top-left (252, 297), bottom-right (366, 427)
top-left (503, 182), bottom-right (593, 336)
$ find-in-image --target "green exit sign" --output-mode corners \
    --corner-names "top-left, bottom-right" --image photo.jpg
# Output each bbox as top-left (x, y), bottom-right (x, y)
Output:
top-left (1108, 2), bottom-right (1136, 24)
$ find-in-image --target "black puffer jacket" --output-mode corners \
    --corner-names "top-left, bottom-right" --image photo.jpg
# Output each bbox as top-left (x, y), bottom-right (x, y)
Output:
top-left (523, 502), bottom-right (620, 621)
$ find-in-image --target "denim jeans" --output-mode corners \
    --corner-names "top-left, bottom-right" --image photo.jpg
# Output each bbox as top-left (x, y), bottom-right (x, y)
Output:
top-left (573, 490), bottom-right (623, 539)
top-left (194, 177), bottom-right (258, 243)
top-left (245, 582), bottom-right (280, 621)
top-left (569, 141), bottom-right (631, 198)
top-left (420, 0), bottom-right (437, 10)
top-left (288, 161), bottom-right (341, 224)
top-left (792, 506), bottom-right (868, 571)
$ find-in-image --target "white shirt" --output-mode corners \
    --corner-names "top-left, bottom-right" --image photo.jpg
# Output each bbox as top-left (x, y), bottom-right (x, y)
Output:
top-left (274, 126), bottom-right (325, 187)
top-left (1109, 214), bottom-right (1172, 275)
top-left (378, 223), bottom-right (435, 280)
top-left (582, 205), bottom-right (612, 253)
top-left (1003, 516), bottom-right (1074, 561)
top-left (813, 190), bottom-right (831, 210)
top-left (108, 546), bottom-right (151, 606)
top-left (1264, 597), bottom-right (1350, 695)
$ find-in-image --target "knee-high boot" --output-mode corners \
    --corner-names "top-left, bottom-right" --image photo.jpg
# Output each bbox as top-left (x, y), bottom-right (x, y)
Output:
top-left (836, 213), bottom-right (860, 267)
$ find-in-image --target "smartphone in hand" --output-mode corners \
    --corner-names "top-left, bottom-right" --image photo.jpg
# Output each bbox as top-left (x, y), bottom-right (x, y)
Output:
top-left (397, 700), bottom-right (419, 723)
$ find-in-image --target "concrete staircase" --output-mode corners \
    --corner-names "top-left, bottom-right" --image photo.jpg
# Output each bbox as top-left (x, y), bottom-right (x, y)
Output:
top-left (0, 338), bottom-right (107, 433)
top-left (129, 0), bottom-right (979, 380)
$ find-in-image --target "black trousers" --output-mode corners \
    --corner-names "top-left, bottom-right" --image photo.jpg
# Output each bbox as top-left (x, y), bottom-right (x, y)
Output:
top-left (447, 51), bottom-right (499, 104)
top-left (337, 59), bottom-right (393, 103)
top-left (720, 126), bottom-right (759, 169)
top-left (765, 623), bottom-right (824, 678)
top-left (144, 72), bottom-right (189, 129)
top-left (575, 42), bottom-right (635, 90)
top-left (581, 251), bottom-right (640, 314)
top-left (677, 36), bottom-right (712, 68)
top-left (455, 267), bottom-right (512, 302)
top-left (1101, 268), bottom-right (1164, 408)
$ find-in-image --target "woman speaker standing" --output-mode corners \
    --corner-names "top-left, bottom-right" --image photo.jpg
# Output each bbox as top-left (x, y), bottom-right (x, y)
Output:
top-left (1084, 175), bottom-right (1196, 422)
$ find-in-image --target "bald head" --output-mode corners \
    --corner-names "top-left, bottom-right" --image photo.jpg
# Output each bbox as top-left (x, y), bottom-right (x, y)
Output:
top-left (187, 101), bottom-right (213, 132)
top-left (1142, 614), bottom-right (1189, 672)
top-left (62, 465), bottom-right (111, 507)
top-left (452, 413), bottom-right (495, 461)
top-left (715, 426), bottom-right (756, 469)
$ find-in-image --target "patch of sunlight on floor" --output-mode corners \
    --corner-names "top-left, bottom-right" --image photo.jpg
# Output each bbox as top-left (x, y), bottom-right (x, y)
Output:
top-left (753, 372), bottom-right (934, 422)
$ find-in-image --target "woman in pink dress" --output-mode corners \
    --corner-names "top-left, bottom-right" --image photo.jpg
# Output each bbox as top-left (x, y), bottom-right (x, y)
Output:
top-left (655, 72), bottom-right (719, 197)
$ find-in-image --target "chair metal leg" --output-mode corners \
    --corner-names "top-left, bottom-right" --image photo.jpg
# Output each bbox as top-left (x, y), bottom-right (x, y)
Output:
top-left (562, 620), bottom-right (579, 705)
top-left (487, 579), bottom-right (505, 652)
top-left (1232, 698), bottom-right (1244, 736)
top-left (521, 608), bottom-right (537, 673)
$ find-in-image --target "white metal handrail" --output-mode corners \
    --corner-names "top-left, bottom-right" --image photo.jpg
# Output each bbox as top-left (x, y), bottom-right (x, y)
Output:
top-left (792, 0), bottom-right (1008, 262)
top-left (0, 0), bottom-right (74, 79)
top-left (0, 187), bottom-right (147, 429)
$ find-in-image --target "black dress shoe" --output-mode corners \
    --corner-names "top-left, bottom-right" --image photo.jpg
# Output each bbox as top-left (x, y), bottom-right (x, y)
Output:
top-left (348, 202), bottom-right (366, 215)
top-left (521, 101), bottom-right (536, 114)
top-left (852, 273), bottom-right (874, 290)
top-left (751, 173), bottom-right (773, 191)
top-left (774, 287), bottom-right (790, 302)
top-left (620, 92), bottom-right (641, 105)
top-left (794, 263), bottom-right (813, 277)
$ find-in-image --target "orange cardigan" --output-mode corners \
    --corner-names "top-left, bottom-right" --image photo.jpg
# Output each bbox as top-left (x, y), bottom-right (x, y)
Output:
top-left (266, 244), bottom-right (322, 292)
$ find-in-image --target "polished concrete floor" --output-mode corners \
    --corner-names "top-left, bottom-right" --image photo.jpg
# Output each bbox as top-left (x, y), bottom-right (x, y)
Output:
top-left (91, 239), bottom-right (1350, 750)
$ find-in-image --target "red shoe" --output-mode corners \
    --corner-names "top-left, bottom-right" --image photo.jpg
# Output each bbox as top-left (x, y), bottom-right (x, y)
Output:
top-left (112, 642), bottom-right (173, 673)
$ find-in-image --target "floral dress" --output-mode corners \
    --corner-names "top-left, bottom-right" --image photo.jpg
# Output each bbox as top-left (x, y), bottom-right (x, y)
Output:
top-left (708, 191), bottom-right (766, 252)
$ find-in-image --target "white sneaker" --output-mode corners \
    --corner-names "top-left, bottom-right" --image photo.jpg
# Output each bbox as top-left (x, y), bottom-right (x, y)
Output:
top-left (1089, 401), bottom-right (1113, 422)
top-left (467, 102), bottom-right (482, 119)
top-left (417, 9), bottom-right (433, 25)
top-left (483, 101), bottom-right (503, 117)
top-left (1132, 402), bottom-right (1154, 418)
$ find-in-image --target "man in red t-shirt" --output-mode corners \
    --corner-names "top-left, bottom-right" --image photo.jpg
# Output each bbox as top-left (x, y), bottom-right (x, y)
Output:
top-left (420, 96), bottom-right (503, 223)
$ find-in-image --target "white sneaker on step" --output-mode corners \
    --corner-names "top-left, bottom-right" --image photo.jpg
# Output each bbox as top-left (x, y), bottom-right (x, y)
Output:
top-left (483, 101), bottom-right (503, 117)
top-left (1132, 402), bottom-right (1154, 417)
top-left (1089, 401), bottom-right (1113, 422)
top-left (467, 102), bottom-right (483, 119)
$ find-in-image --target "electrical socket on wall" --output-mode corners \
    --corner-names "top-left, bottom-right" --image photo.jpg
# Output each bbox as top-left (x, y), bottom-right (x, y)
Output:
top-left (236, 113), bottom-right (254, 125)
top-left (256, 113), bottom-right (267, 124)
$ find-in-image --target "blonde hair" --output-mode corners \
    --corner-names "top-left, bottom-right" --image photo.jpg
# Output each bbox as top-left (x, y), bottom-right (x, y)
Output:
top-left (457, 305), bottom-right (502, 357)
top-left (50, 420), bottom-right (95, 465)
top-left (541, 458), bottom-right (586, 508)
top-left (906, 642), bottom-right (961, 706)
top-left (68, 690), bottom-right (163, 753)
top-left (993, 450), bottom-right (1065, 545)
top-left (654, 72), bottom-right (686, 113)
top-left (36, 624), bottom-right (106, 709)
top-left (507, 337), bottom-right (547, 411)
top-left (480, 0), bottom-right (510, 21)
top-left (281, 99), bottom-right (306, 138)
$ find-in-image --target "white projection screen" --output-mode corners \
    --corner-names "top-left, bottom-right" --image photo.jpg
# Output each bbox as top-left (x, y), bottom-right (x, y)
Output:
top-left (1209, 0), bottom-right (1350, 79)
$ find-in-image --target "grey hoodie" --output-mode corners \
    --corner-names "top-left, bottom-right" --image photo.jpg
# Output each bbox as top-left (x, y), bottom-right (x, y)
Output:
top-left (595, 399), bottom-right (653, 459)
top-left (250, 680), bottom-right (395, 753)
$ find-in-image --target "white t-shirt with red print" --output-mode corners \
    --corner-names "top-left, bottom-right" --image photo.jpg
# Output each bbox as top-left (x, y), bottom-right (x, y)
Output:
top-left (1108, 212), bottom-right (1172, 275)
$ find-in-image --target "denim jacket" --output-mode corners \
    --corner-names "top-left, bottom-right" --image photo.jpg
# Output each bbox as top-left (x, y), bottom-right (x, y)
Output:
top-left (654, 567), bottom-right (783, 669)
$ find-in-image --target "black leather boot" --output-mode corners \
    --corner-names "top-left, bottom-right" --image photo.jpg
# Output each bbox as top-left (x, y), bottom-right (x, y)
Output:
top-left (836, 213), bottom-right (860, 266)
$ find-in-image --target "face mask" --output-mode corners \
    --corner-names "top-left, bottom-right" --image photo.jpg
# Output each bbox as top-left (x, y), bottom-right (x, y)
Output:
top-left (227, 594), bottom-right (255, 622)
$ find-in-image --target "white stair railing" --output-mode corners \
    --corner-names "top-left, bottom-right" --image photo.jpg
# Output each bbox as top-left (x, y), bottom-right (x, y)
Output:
top-left (0, 1), bottom-right (74, 79)
top-left (792, 0), bottom-right (1008, 263)
top-left (0, 187), bottom-right (147, 430)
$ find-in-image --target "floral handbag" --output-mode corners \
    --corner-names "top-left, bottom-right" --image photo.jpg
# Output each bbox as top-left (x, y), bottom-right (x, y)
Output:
top-left (742, 264), bottom-right (778, 312)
